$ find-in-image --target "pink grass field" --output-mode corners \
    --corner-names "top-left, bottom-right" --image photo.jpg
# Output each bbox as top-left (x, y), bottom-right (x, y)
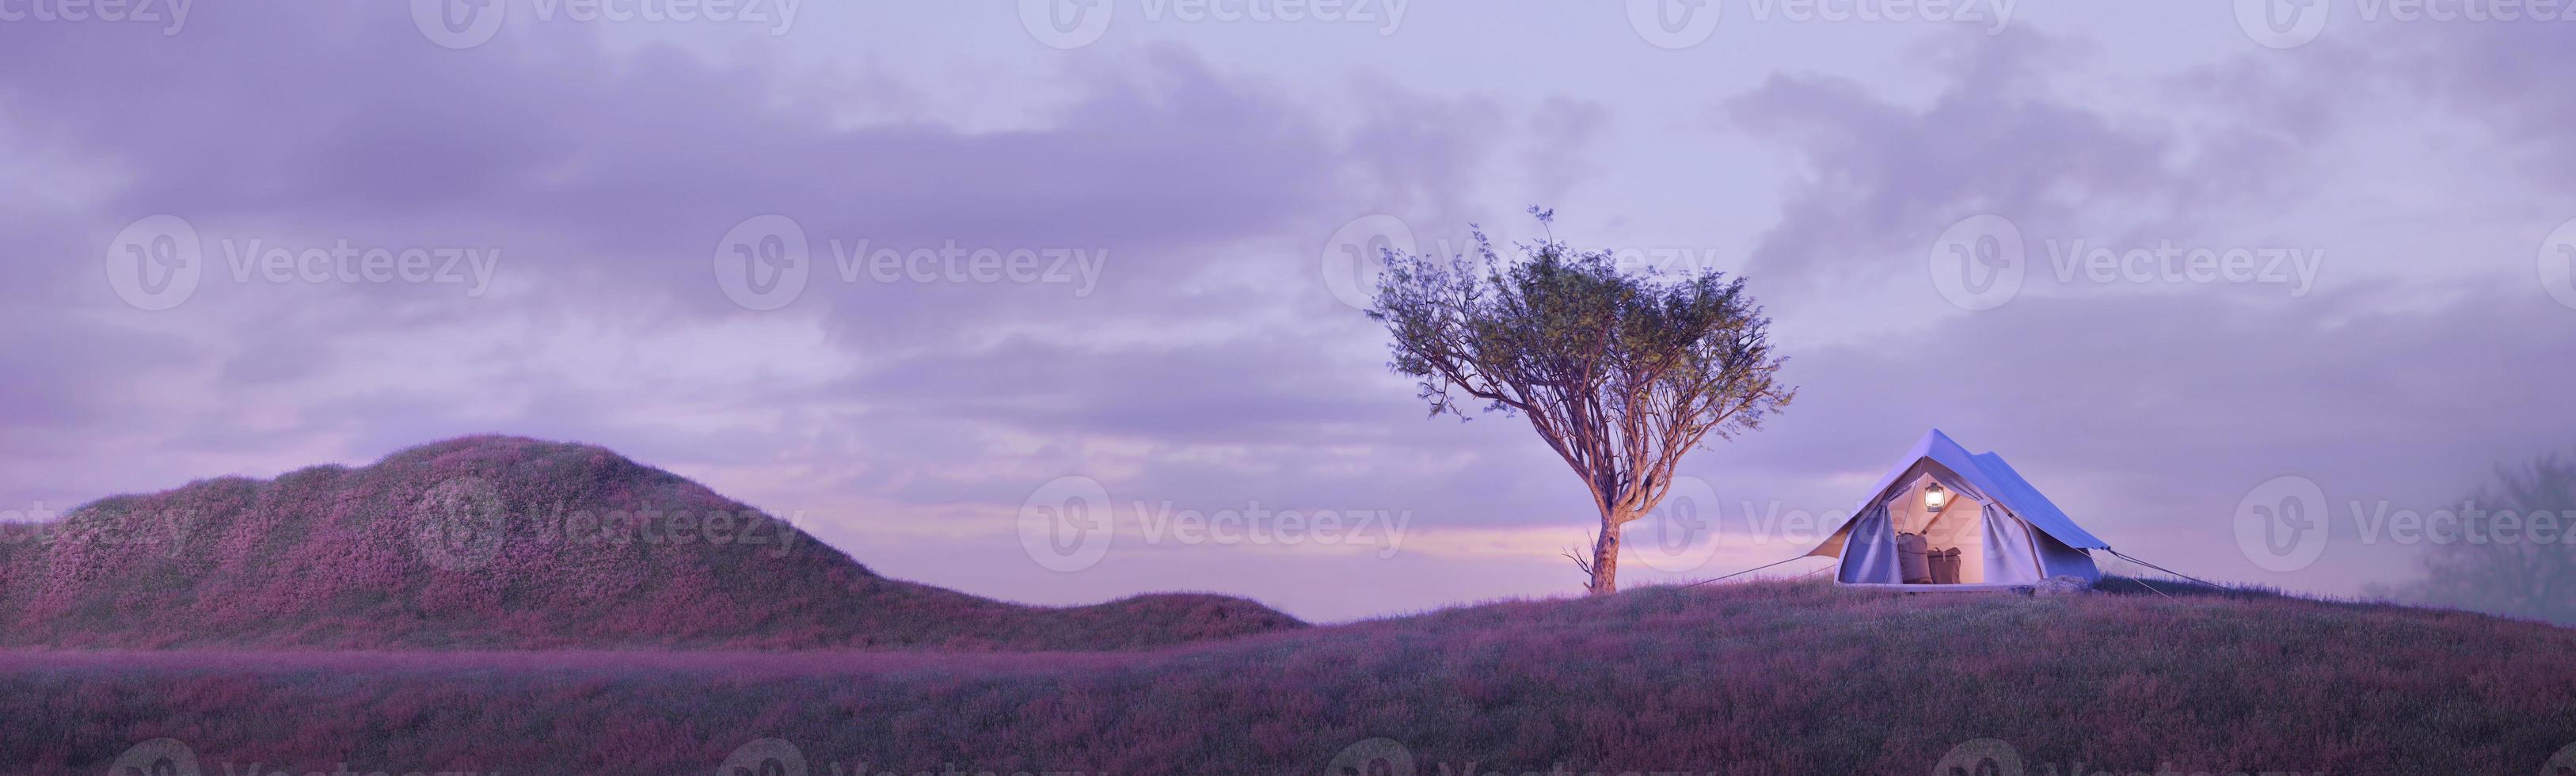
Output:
top-left (6, 580), bottom-right (2574, 776)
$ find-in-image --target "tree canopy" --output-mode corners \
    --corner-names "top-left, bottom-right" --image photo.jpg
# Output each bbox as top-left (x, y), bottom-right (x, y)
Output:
top-left (1368, 210), bottom-right (1794, 593)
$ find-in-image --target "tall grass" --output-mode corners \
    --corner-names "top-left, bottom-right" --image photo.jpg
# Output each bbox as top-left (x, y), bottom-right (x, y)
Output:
top-left (7, 580), bottom-right (2572, 775)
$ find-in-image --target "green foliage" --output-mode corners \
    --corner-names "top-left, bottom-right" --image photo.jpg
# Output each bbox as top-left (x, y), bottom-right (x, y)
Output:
top-left (1369, 210), bottom-right (1792, 443)
top-left (1367, 209), bottom-right (1794, 591)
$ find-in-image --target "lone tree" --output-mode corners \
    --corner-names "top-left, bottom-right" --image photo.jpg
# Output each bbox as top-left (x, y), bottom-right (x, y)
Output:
top-left (1368, 209), bottom-right (1794, 595)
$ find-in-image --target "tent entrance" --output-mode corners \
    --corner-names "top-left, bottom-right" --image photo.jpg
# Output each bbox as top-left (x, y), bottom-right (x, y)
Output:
top-left (1887, 475), bottom-right (1992, 584)
top-left (1825, 465), bottom-right (2061, 586)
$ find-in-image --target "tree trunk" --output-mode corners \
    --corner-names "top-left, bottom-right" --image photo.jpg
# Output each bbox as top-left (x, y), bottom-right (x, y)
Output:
top-left (1589, 515), bottom-right (1620, 595)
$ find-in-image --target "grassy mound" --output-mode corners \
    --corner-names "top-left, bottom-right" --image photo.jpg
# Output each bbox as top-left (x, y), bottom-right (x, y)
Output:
top-left (0, 436), bottom-right (1300, 649)
top-left (6, 580), bottom-right (2570, 774)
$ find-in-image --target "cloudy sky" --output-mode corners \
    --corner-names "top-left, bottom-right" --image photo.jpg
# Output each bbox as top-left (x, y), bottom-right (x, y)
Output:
top-left (2, 2), bottom-right (2570, 622)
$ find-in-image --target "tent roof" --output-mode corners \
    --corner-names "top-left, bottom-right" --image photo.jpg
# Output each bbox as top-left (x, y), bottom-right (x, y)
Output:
top-left (1966, 450), bottom-right (2107, 550)
top-left (1817, 429), bottom-right (2109, 552)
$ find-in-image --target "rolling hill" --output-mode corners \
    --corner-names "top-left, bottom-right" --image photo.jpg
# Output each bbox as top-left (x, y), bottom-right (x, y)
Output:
top-left (5, 580), bottom-right (2572, 774)
top-left (5, 436), bottom-right (2572, 774)
top-left (0, 436), bottom-right (1301, 649)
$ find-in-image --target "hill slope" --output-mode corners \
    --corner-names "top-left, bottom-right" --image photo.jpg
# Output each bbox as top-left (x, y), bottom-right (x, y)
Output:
top-left (0, 436), bottom-right (1300, 649)
top-left (5, 580), bottom-right (2572, 774)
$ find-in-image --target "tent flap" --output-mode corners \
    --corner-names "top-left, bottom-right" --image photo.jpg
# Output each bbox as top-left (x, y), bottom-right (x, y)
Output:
top-left (1834, 504), bottom-right (1901, 584)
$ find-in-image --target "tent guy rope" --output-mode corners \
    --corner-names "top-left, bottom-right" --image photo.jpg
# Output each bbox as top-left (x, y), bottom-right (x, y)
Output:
top-left (1681, 556), bottom-right (1806, 589)
top-left (2105, 549), bottom-right (2222, 589)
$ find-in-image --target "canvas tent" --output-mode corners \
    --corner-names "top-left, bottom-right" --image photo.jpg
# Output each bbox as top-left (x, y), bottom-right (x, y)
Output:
top-left (1806, 429), bottom-right (2106, 588)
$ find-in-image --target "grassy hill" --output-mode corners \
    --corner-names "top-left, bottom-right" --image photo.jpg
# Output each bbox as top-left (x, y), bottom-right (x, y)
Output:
top-left (0, 436), bottom-right (1300, 649)
top-left (8, 580), bottom-right (2573, 775)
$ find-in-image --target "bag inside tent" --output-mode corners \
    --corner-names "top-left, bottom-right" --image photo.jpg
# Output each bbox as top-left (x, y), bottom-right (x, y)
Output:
top-left (1889, 472), bottom-right (2000, 584)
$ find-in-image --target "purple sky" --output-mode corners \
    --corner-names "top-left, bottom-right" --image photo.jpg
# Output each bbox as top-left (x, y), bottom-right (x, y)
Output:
top-left (3, 2), bottom-right (2572, 622)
